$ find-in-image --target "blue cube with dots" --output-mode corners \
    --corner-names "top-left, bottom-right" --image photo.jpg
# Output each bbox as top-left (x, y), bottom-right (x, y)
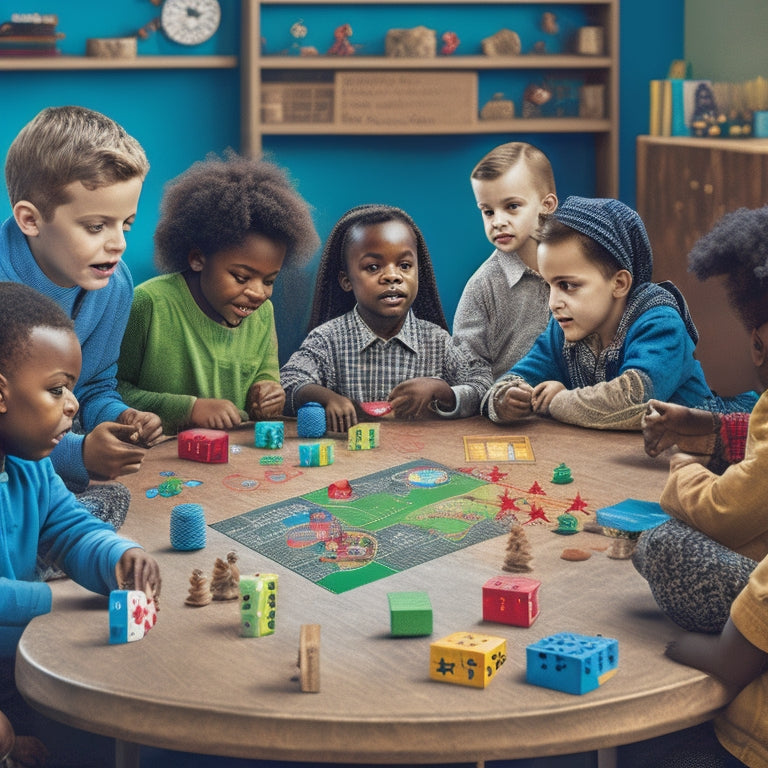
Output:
top-left (526, 632), bottom-right (618, 695)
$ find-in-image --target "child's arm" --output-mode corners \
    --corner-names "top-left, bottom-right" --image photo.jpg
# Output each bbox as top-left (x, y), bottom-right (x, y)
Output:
top-left (81, 422), bottom-right (148, 480)
top-left (189, 398), bottom-right (246, 430)
top-left (485, 378), bottom-right (535, 423)
top-left (665, 618), bottom-right (767, 689)
top-left (292, 384), bottom-right (358, 433)
top-left (642, 399), bottom-right (720, 458)
top-left (247, 380), bottom-right (286, 420)
top-left (389, 378), bottom-right (455, 419)
top-left (117, 408), bottom-right (164, 447)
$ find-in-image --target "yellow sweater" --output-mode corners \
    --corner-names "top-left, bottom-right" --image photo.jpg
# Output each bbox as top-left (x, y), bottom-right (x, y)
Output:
top-left (659, 390), bottom-right (768, 561)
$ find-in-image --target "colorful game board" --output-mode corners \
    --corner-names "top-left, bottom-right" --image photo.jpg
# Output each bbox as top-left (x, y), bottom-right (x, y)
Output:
top-left (211, 459), bottom-right (515, 594)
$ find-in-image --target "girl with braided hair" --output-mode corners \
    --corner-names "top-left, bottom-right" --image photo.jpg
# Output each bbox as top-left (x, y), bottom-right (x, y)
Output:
top-left (280, 204), bottom-right (492, 432)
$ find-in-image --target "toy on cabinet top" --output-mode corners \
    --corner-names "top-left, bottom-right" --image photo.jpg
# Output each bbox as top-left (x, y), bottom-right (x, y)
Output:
top-left (327, 23), bottom-right (357, 55)
top-left (385, 26), bottom-right (436, 58)
top-left (440, 31), bottom-right (459, 56)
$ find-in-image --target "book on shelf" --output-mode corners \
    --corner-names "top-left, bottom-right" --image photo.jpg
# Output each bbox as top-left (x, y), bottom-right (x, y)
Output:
top-left (649, 78), bottom-right (712, 137)
top-left (0, 13), bottom-right (63, 56)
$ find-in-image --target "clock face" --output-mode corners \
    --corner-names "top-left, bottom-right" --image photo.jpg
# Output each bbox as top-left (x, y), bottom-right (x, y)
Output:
top-left (161, 0), bottom-right (221, 46)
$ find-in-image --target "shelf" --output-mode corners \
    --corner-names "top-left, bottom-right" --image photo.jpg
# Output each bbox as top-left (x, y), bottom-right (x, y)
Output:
top-left (0, 55), bottom-right (237, 71)
top-left (261, 118), bottom-right (612, 135)
top-left (259, 0), bottom-right (613, 5)
top-left (258, 54), bottom-right (612, 70)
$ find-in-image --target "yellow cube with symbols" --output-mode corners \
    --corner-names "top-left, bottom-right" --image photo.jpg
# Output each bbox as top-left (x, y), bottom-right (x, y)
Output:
top-left (347, 423), bottom-right (380, 451)
top-left (429, 631), bottom-right (507, 688)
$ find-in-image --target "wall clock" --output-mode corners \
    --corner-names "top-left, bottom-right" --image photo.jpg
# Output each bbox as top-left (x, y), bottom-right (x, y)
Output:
top-left (158, 0), bottom-right (221, 46)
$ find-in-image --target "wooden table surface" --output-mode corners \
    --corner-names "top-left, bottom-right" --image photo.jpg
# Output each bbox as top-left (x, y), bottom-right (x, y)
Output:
top-left (16, 417), bottom-right (731, 767)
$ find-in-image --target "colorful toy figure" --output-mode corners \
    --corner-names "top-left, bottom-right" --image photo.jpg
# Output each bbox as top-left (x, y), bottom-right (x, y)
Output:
top-left (347, 423), bottom-right (380, 450)
top-left (551, 462), bottom-right (573, 484)
top-left (526, 632), bottom-right (618, 694)
top-left (327, 23), bottom-right (355, 55)
top-left (178, 428), bottom-right (229, 464)
top-left (482, 575), bottom-right (541, 627)
top-left (430, 631), bottom-right (507, 688)
top-left (109, 590), bottom-right (158, 644)
top-left (255, 421), bottom-right (284, 449)
top-left (299, 440), bottom-right (335, 466)
top-left (239, 573), bottom-right (278, 637)
top-left (440, 30), bottom-right (459, 55)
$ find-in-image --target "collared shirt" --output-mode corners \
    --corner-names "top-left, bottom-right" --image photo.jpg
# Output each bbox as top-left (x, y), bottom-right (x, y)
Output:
top-left (280, 307), bottom-right (492, 418)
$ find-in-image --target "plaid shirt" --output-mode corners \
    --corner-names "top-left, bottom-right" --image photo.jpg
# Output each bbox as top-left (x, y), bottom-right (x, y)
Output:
top-left (280, 307), bottom-right (492, 418)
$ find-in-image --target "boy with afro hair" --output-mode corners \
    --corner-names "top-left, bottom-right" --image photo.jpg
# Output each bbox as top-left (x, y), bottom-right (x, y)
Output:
top-left (117, 152), bottom-right (320, 434)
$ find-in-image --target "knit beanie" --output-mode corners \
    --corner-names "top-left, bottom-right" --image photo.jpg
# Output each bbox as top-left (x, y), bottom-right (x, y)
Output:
top-left (554, 196), bottom-right (653, 286)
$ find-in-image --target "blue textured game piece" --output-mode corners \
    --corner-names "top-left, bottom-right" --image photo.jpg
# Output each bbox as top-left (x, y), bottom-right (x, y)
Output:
top-left (170, 503), bottom-right (207, 551)
top-left (526, 631), bottom-right (618, 694)
top-left (297, 402), bottom-right (326, 438)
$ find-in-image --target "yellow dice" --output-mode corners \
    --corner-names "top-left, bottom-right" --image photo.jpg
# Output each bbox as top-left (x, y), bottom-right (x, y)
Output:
top-left (429, 631), bottom-right (507, 688)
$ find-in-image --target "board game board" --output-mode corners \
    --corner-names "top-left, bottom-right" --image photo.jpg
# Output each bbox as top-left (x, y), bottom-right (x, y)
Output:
top-left (211, 459), bottom-right (515, 594)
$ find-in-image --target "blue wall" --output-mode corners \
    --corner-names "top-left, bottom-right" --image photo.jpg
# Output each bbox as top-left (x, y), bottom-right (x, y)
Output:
top-left (0, 0), bottom-right (683, 363)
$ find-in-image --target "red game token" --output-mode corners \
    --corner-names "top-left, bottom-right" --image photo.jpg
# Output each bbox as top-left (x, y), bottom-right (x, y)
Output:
top-left (360, 400), bottom-right (392, 417)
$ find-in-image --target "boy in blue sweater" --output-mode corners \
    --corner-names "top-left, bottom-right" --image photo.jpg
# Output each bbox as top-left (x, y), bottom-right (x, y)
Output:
top-left (0, 282), bottom-right (161, 766)
top-left (1, 106), bottom-right (162, 530)
top-left (482, 196), bottom-right (716, 430)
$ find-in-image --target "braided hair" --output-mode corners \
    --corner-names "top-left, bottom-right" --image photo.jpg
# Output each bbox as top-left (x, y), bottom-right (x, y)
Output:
top-left (307, 204), bottom-right (448, 332)
top-left (688, 205), bottom-right (768, 331)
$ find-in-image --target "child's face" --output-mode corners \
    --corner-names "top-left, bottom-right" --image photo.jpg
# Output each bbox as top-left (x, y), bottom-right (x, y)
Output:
top-left (18, 178), bottom-right (143, 290)
top-left (539, 238), bottom-right (631, 349)
top-left (471, 163), bottom-right (557, 260)
top-left (339, 220), bottom-right (418, 339)
top-left (188, 233), bottom-right (286, 328)
top-left (0, 327), bottom-right (80, 462)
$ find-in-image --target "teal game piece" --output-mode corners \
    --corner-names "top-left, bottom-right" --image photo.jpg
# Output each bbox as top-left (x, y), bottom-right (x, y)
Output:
top-left (255, 421), bottom-right (284, 449)
top-left (388, 591), bottom-right (432, 636)
top-left (551, 463), bottom-right (573, 484)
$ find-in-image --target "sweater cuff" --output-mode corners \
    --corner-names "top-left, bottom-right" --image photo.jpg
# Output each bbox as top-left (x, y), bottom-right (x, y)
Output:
top-left (49, 432), bottom-right (90, 493)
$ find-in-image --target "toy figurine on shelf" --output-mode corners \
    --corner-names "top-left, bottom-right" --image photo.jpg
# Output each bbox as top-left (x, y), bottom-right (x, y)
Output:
top-left (522, 82), bottom-right (552, 118)
top-left (211, 551), bottom-right (240, 601)
top-left (541, 12), bottom-right (559, 34)
top-left (327, 23), bottom-right (356, 56)
top-left (440, 31), bottom-right (459, 55)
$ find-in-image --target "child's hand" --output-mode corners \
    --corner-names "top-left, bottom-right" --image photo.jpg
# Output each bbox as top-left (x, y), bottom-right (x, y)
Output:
top-left (115, 547), bottom-right (162, 602)
top-left (323, 393), bottom-right (358, 433)
top-left (641, 399), bottom-right (717, 458)
top-left (189, 398), bottom-right (244, 430)
top-left (247, 381), bottom-right (286, 420)
top-left (117, 408), bottom-right (163, 447)
top-left (389, 378), bottom-right (454, 419)
top-left (494, 382), bottom-right (534, 422)
top-left (83, 422), bottom-right (148, 480)
top-left (531, 380), bottom-right (566, 415)
top-left (668, 451), bottom-right (707, 472)
top-left (8, 734), bottom-right (50, 767)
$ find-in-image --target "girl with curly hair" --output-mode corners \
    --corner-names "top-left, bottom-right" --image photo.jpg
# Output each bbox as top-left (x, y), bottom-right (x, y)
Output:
top-left (117, 152), bottom-right (319, 434)
top-left (280, 204), bottom-right (493, 432)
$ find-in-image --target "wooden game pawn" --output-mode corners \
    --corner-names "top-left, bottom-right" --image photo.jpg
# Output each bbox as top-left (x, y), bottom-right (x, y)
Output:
top-left (210, 552), bottom-right (240, 601)
top-left (185, 568), bottom-right (212, 607)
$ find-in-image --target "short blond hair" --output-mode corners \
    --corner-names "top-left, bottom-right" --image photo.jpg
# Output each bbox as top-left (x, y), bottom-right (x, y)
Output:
top-left (470, 141), bottom-right (556, 197)
top-left (5, 105), bottom-right (149, 220)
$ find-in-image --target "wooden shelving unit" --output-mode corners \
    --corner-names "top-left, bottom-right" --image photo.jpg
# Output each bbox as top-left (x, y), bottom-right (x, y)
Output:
top-left (240, 0), bottom-right (619, 196)
top-left (0, 55), bottom-right (236, 70)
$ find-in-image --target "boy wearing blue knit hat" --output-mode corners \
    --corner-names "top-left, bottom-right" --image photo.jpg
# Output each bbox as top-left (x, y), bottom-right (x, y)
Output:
top-left (482, 196), bottom-right (714, 429)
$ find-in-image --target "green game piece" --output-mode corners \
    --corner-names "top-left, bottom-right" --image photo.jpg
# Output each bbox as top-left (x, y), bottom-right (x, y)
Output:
top-left (158, 477), bottom-right (183, 497)
top-left (551, 462), bottom-right (573, 484)
top-left (388, 591), bottom-right (433, 636)
top-left (259, 455), bottom-right (284, 465)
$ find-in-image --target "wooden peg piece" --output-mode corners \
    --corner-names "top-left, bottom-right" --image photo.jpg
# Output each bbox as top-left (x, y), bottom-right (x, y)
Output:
top-left (298, 624), bottom-right (321, 693)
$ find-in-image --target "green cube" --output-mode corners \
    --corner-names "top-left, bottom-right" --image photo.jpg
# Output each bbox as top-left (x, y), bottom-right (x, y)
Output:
top-left (388, 591), bottom-right (433, 636)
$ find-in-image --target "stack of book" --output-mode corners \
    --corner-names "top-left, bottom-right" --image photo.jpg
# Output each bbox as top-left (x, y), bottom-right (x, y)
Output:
top-left (0, 13), bottom-right (63, 57)
top-left (649, 78), bottom-right (712, 137)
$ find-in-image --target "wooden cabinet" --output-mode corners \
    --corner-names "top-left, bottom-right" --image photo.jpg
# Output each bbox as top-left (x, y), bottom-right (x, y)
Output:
top-left (636, 135), bottom-right (768, 397)
top-left (241, 0), bottom-right (619, 196)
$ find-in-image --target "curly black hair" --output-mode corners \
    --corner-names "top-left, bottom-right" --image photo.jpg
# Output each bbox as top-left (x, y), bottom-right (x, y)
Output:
top-left (153, 151), bottom-right (320, 273)
top-left (0, 282), bottom-right (75, 372)
top-left (307, 204), bottom-right (448, 333)
top-left (687, 205), bottom-right (768, 331)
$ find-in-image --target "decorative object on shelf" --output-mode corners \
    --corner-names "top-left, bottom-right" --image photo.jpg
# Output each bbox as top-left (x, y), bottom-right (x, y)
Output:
top-left (576, 26), bottom-right (603, 55)
top-left (139, 0), bottom-right (221, 46)
top-left (541, 12), bottom-right (559, 34)
top-left (327, 23), bottom-right (357, 56)
top-left (522, 82), bottom-right (552, 118)
top-left (481, 28), bottom-right (521, 57)
top-left (579, 84), bottom-right (605, 119)
top-left (480, 93), bottom-right (515, 121)
top-left (86, 38), bottom-right (137, 58)
top-left (440, 31), bottom-right (459, 56)
top-left (287, 18), bottom-right (317, 56)
top-left (385, 25), bottom-right (436, 58)
top-left (0, 12), bottom-right (63, 56)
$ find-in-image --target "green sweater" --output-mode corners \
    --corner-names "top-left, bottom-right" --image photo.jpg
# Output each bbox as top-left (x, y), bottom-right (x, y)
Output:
top-left (117, 272), bottom-right (280, 434)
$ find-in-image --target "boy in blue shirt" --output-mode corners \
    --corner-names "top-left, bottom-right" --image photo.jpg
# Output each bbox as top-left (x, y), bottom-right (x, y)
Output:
top-left (0, 281), bottom-right (161, 765)
top-left (483, 196), bottom-right (713, 430)
top-left (1, 106), bottom-right (162, 528)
